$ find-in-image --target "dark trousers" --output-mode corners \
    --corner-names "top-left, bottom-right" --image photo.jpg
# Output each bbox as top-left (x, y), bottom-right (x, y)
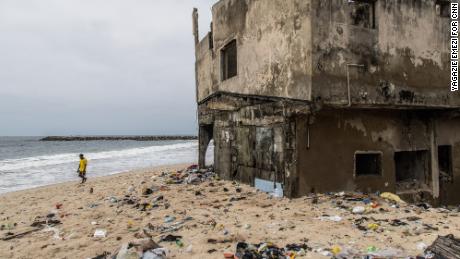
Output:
top-left (78, 172), bottom-right (87, 183)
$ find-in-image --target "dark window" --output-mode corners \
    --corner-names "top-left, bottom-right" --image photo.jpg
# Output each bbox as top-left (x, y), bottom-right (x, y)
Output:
top-left (208, 33), bottom-right (214, 50)
top-left (349, 0), bottom-right (376, 29)
top-left (221, 40), bottom-right (237, 81)
top-left (355, 152), bottom-right (382, 176)
top-left (394, 150), bottom-right (429, 183)
top-left (438, 145), bottom-right (453, 182)
top-left (209, 22), bottom-right (214, 50)
top-left (436, 0), bottom-right (450, 18)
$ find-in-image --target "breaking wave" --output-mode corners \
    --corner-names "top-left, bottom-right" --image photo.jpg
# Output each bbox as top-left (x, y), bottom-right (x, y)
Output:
top-left (0, 141), bottom-right (197, 172)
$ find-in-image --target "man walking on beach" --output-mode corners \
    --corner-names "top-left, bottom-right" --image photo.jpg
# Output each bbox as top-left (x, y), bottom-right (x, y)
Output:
top-left (77, 154), bottom-right (87, 184)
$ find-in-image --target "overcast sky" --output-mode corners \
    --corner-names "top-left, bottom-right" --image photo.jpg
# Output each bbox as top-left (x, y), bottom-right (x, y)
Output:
top-left (0, 0), bottom-right (215, 136)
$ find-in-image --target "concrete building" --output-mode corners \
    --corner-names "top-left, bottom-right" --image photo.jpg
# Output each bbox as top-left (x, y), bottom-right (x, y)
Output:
top-left (193, 0), bottom-right (460, 205)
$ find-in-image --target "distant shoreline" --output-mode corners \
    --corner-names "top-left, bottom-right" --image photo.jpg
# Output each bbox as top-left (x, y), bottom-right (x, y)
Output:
top-left (40, 135), bottom-right (198, 141)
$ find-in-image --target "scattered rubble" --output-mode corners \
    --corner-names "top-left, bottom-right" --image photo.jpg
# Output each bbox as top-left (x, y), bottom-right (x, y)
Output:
top-left (112, 238), bottom-right (163, 259)
top-left (228, 242), bottom-right (310, 258)
top-left (2, 165), bottom-right (460, 258)
top-left (2, 213), bottom-right (62, 241)
top-left (94, 229), bottom-right (107, 238)
top-left (425, 234), bottom-right (460, 259)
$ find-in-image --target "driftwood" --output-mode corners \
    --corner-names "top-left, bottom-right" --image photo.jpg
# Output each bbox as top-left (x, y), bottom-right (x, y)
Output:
top-left (426, 234), bottom-right (460, 259)
top-left (1, 228), bottom-right (42, 241)
top-left (2, 217), bottom-right (61, 241)
top-left (30, 219), bottom-right (61, 228)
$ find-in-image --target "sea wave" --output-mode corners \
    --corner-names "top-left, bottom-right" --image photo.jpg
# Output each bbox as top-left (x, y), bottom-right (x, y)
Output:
top-left (0, 141), bottom-right (197, 172)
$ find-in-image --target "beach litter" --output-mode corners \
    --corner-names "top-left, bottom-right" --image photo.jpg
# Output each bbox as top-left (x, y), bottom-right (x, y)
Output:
top-left (163, 216), bottom-right (175, 223)
top-left (1, 213), bottom-right (64, 241)
top-left (109, 197), bottom-right (119, 203)
top-left (229, 242), bottom-right (310, 259)
top-left (367, 223), bottom-right (380, 231)
top-left (31, 214), bottom-right (61, 227)
top-left (380, 192), bottom-right (405, 204)
top-left (162, 166), bottom-right (216, 185)
top-left (318, 215), bottom-right (343, 222)
top-left (159, 234), bottom-right (182, 242)
top-left (142, 187), bottom-right (154, 196)
top-left (3, 164), bottom-right (460, 259)
top-left (352, 206), bottom-right (366, 214)
top-left (112, 238), bottom-right (164, 259)
top-left (90, 251), bottom-right (110, 259)
top-left (416, 242), bottom-right (428, 251)
top-left (185, 245), bottom-right (193, 253)
top-left (0, 223), bottom-right (16, 231)
top-left (127, 186), bottom-right (135, 193)
top-left (88, 203), bottom-right (100, 208)
top-left (42, 226), bottom-right (61, 240)
top-left (142, 248), bottom-right (168, 259)
top-left (1, 228), bottom-right (42, 241)
top-left (93, 229), bottom-right (107, 238)
top-left (424, 234), bottom-right (460, 258)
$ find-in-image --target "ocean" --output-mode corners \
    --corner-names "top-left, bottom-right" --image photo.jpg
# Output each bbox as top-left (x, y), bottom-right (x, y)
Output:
top-left (0, 137), bottom-right (213, 194)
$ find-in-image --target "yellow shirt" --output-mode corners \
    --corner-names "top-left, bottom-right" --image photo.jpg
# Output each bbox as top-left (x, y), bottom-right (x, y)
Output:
top-left (79, 158), bottom-right (87, 172)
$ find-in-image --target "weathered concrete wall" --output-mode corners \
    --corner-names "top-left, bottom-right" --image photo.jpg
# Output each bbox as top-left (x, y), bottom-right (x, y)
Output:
top-left (197, 0), bottom-right (457, 107)
top-left (436, 116), bottom-right (460, 205)
top-left (196, 0), bottom-right (313, 102)
top-left (298, 110), bottom-right (419, 196)
top-left (196, 33), bottom-right (214, 101)
top-left (295, 109), bottom-right (460, 204)
top-left (311, 0), bottom-right (458, 107)
top-left (212, 112), bottom-right (234, 180)
top-left (200, 93), bottom-right (460, 204)
top-left (233, 125), bottom-right (285, 183)
top-left (213, 104), bottom-right (288, 184)
top-left (205, 100), bottom-right (302, 195)
top-left (196, 0), bottom-right (460, 205)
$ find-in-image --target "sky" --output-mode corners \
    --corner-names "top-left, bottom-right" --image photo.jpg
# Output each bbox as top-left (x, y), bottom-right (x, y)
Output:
top-left (0, 0), bottom-right (215, 136)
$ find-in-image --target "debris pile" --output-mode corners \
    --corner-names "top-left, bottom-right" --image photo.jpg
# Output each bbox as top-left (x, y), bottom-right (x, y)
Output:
top-left (111, 238), bottom-right (167, 259)
top-left (425, 234), bottom-right (460, 259)
top-left (228, 242), bottom-right (309, 258)
top-left (162, 165), bottom-right (217, 185)
top-left (95, 165), bottom-right (217, 258)
top-left (2, 164), bottom-right (460, 259)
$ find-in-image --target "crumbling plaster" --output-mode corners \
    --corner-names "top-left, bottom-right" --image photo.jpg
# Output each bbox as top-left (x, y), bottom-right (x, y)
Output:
top-left (195, 0), bottom-right (460, 205)
top-left (312, 0), bottom-right (457, 107)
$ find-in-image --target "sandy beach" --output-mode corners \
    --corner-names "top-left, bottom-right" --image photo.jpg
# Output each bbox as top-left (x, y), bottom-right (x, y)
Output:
top-left (1, 164), bottom-right (460, 259)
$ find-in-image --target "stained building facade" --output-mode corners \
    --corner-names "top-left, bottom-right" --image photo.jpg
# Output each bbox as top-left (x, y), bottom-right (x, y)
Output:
top-left (193, 0), bottom-right (460, 205)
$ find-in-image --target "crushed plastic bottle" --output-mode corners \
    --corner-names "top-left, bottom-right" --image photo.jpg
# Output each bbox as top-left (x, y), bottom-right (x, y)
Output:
top-left (175, 239), bottom-right (184, 247)
top-left (142, 248), bottom-right (168, 259)
top-left (352, 206), bottom-right (365, 214)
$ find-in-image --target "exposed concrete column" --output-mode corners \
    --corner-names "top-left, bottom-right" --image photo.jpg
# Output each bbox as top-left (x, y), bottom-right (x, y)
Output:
top-left (283, 117), bottom-right (298, 197)
top-left (192, 8), bottom-right (200, 106)
top-left (192, 8), bottom-right (199, 46)
top-left (430, 118), bottom-right (440, 199)
top-left (198, 125), bottom-right (213, 169)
